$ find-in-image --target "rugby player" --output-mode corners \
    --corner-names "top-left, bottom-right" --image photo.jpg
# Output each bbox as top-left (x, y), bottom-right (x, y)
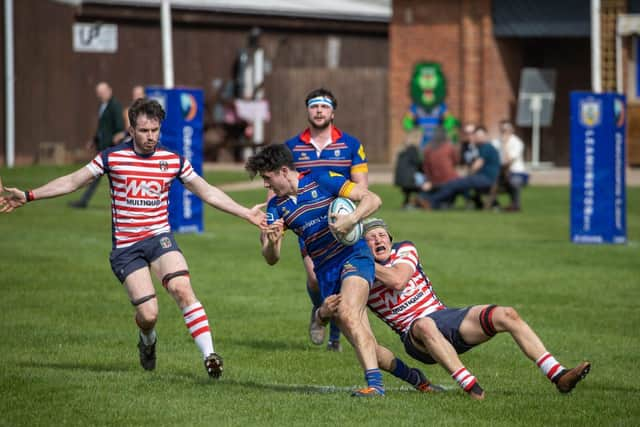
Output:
top-left (319, 218), bottom-right (591, 399)
top-left (283, 88), bottom-right (369, 351)
top-left (246, 144), bottom-right (384, 397)
top-left (0, 98), bottom-right (266, 379)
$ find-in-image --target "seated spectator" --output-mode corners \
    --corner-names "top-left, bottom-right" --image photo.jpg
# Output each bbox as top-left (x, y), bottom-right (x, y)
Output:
top-left (495, 120), bottom-right (528, 211)
top-left (394, 129), bottom-right (428, 209)
top-left (459, 122), bottom-right (479, 169)
top-left (415, 128), bottom-right (459, 209)
top-left (419, 125), bottom-right (500, 210)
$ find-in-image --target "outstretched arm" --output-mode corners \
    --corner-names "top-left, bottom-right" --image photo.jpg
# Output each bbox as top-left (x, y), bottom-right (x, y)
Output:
top-left (0, 168), bottom-right (95, 213)
top-left (261, 219), bottom-right (284, 265)
top-left (184, 175), bottom-right (266, 228)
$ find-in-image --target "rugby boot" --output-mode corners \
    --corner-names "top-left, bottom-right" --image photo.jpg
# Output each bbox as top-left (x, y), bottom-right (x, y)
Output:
top-left (309, 307), bottom-right (326, 345)
top-left (137, 333), bottom-right (157, 371)
top-left (326, 340), bottom-right (342, 352)
top-left (554, 361), bottom-right (591, 393)
top-left (351, 387), bottom-right (385, 397)
top-left (413, 368), bottom-right (445, 393)
top-left (204, 353), bottom-right (224, 379)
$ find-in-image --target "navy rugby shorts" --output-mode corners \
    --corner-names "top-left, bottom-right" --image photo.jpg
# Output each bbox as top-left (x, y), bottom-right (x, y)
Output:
top-left (402, 307), bottom-right (475, 365)
top-left (109, 232), bottom-right (182, 283)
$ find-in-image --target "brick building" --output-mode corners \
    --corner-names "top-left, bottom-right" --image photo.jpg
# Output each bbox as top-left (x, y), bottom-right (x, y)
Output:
top-left (388, 0), bottom-right (640, 166)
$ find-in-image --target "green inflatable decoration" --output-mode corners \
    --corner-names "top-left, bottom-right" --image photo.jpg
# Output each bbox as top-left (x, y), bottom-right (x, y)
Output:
top-left (403, 62), bottom-right (459, 147)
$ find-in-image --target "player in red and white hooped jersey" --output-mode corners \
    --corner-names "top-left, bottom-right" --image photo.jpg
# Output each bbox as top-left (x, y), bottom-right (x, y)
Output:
top-left (318, 218), bottom-right (591, 400)
top-left (88, 142), bottom-right (196, 249)
top-left (367, 240), bottom-right (445, 336)
top-left (0, 98), bottom-right (266, 380)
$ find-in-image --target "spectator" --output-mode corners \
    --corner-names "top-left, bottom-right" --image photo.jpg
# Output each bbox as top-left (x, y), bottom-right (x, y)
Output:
top-left (420, 125), bottom-right (500, 210)
top-left (496, 120), bottom-right (528, 212)
top-left (69, 82), bottom-right (125, 209)
top-left (459, 122), bottom-right (478, 169)
top-left (415, 127), bottom-right (460, 209)
top-left (393, 129), bottom-right (426, 209)
top-left (123, 85), bottom-right (146, 130)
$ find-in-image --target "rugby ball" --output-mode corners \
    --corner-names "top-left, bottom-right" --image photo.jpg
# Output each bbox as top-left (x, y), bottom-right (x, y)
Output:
top-left (328, 197), bottom-right (363, 246)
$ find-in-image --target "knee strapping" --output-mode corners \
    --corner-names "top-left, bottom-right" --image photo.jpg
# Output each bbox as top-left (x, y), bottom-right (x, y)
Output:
top-left (479, 304), bottom-right (497, 337)
top-left (131, 294), bottom-right (156, 306)
top-left (162, 270), bottom-right (190, 288)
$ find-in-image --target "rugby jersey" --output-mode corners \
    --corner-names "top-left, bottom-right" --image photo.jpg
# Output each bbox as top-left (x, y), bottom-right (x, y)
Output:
top-left (266, 170), bottom-right (368, 268)
top-left (86, 141), bottom-right (196, 249)
top-left (284, 126), bottom-right (368, 177)
top-left (368, 241), bottom-right (446, 335)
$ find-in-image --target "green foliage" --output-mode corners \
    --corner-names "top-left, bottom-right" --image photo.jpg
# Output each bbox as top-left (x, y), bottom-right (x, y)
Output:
top-left (1, 166), bottom-right (639, 426)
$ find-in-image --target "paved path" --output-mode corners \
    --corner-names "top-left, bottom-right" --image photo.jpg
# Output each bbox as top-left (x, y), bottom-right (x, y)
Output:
top-left (207, 163), bottom-right (640, 190)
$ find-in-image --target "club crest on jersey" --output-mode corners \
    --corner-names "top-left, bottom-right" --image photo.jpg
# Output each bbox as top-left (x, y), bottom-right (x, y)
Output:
top-left (159, 160), bottom-right (169, 171)
top-left (311, 190), bottom-right (318, 198)
top-left (159, 237), bottom-right (172, 249)
top-left (334, 150), bottom-right (341, 156)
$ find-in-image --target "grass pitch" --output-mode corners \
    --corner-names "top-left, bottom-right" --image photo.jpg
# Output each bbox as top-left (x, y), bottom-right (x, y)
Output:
top-left (0, 165), bottom-right (639, 426)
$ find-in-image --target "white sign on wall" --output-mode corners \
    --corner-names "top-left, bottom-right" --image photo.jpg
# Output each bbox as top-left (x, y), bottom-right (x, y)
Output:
top-left (73, 23), bottom-right (118, 53)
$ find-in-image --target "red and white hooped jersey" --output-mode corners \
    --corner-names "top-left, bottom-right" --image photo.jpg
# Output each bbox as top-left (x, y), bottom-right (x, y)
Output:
top-left (367, 241), bottom-right (446, 335)
top-left (86, 141), bottom-right (197, 249)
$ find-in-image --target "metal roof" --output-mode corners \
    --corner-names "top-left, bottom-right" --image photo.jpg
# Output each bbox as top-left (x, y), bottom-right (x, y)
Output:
top-left (54, 0), bottom-right (392, 22)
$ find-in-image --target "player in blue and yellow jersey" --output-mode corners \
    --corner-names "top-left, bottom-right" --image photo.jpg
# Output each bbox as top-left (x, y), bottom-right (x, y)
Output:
top-left (284, 88), bottom-right (368, 351)
top-left (246, 144), bottom-right (385, 397)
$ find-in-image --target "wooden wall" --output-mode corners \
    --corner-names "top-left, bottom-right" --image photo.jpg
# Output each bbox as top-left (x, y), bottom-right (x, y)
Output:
top-left (0, 0), bottom-right (388, 165)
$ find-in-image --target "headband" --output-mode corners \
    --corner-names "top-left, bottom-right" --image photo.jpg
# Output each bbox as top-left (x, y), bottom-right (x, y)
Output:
top-left (307, 96), bottom-right (335, 109)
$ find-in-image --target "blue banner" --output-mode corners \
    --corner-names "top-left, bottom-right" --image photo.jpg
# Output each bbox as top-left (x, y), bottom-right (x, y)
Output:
top-left (570, 92), bottom-right (626, 244)
top-left (145, 87), bottom-right (204, 233)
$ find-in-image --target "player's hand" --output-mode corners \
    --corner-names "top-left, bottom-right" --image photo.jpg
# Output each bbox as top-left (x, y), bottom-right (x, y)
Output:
top-left (264, 219), bottom-right (284, 245)
top-left (318, 294), bottom-right (341, 322)
top-left (246, 202), bottom-right (267, 229)
top-left (329, 212), bottom-right (356, 237)
top-left (0, 178), bottom-right (27, 213)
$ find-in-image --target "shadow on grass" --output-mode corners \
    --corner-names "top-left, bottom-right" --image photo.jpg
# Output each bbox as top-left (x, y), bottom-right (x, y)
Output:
top-left (223, 337), bottom-right (310, 352)
top-left (18, 360), bottom-right (132, 374)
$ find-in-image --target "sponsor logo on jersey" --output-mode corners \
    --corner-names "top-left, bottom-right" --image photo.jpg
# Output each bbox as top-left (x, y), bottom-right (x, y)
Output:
top-left (329, 171), bottom-right (343, 178)
top-left (125, 177), bottom-right (164, 206)
top-left (390, 290), bottom-right (425, 315)
top-left (299, 153), bottom-right (310, 160)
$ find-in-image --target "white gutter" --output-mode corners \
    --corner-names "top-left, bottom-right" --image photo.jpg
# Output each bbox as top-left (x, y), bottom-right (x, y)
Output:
top-left (591, 0), bottom-right (602, 93)
top-left (4, 0), bottom-right (15, 167)
top-left (161, 0), bottom-right (174, 88)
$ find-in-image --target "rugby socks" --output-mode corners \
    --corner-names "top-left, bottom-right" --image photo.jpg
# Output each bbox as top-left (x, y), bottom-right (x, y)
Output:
top-left (536, 352), bottom-right (566, 382)
top-left (365, 368), bottom-right (385, 394)
top-left (140, 329), bottom-right (157, 346)
top-left (306, 282), bottom-right (323, 308)
top-left (182, 302), bottom-right (214, 358)
top-left (452, 367), bottom-right (479, 393)
top-left (391, 358), bottom-right (423, 387)
top-left (328, 321), bottom-right (341, 343)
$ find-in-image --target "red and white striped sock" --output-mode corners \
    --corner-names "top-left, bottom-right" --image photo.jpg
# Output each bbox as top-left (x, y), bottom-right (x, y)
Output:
top-left (452, 367), bottom-right (477, 392)
top-left (536, 352), bottom-right (566, 381)
top-left (183, 302), bottom-right (214, 359)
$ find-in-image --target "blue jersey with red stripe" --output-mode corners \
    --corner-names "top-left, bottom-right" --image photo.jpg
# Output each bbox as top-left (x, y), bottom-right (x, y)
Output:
top-left (284, 126), bottom-right (368, 178)
top-left (266, 170), bottom-right (368, 269)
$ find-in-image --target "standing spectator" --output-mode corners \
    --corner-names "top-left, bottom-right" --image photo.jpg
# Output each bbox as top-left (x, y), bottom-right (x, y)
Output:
top-left (497, 120), bottom-right (528, 211)
top-left (70, 82), bottom-right (125, 208)
top-left (123, 85), bottom-right (146, 130)
top-left (422, 126), bottom-right (500, 210)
